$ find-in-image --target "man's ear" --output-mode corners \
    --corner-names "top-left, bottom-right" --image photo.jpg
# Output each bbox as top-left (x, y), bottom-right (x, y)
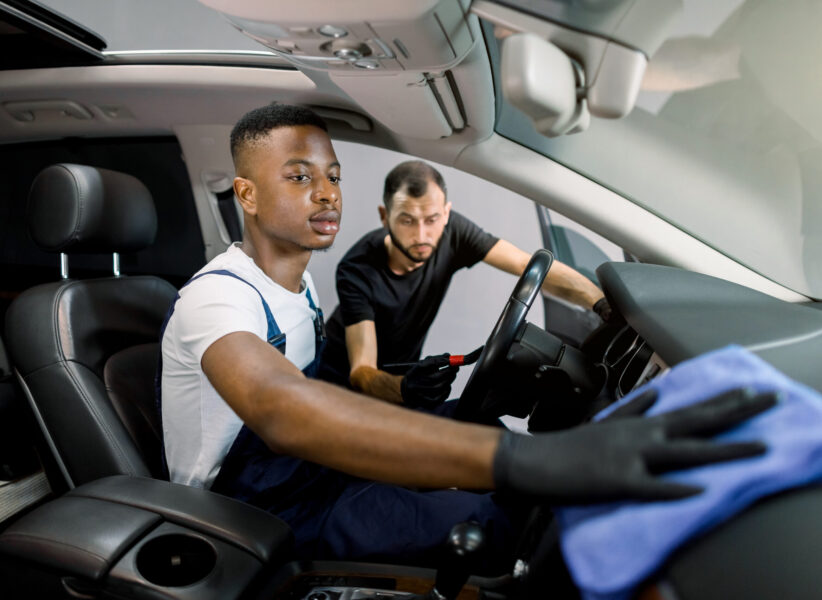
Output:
top-left (443, 201), bottom-right (452, 224)
top-left (378, 205), bottom-right (388, 228)
top-left (234, 177), bottom-right (256, 215)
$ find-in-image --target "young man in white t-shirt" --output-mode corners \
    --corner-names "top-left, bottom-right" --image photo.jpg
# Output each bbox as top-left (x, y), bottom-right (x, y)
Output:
top-left (159, 103), bottom-right (772, 566)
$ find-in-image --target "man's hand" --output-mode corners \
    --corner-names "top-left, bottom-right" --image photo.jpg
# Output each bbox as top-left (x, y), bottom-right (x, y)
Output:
top-left (493, 387), bottom-right (775, 504)
top-left (401, 353), bottom-right (459, 409)
top-left (592, 297), bottom-right (614, 323)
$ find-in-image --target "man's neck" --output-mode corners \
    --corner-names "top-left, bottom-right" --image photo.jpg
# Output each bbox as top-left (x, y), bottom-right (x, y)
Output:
top-left (240, 234), bottom-right (311, 293)
top-left (383, 235), bottom-right (424, 275)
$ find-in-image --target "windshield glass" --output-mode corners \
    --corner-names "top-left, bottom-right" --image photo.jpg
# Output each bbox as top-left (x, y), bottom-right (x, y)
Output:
top-left (37, 0), bottom-right (270, 54)
top-left (492, 0), bottom-right (822, 299)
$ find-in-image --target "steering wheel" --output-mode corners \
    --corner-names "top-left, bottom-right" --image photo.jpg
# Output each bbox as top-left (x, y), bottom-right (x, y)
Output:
top-left (454, 249), bottom-right (554, 424)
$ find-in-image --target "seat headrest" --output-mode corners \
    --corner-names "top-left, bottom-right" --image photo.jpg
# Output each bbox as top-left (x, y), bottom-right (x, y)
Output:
top-left (27, 163), bottom-right (157, 254)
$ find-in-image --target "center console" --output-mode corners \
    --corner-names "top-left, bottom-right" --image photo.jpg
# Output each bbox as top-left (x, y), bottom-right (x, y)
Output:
top-left (0, 475), bottom-right (293, 599)
top-left (0, 476), bottom-right (489, 600)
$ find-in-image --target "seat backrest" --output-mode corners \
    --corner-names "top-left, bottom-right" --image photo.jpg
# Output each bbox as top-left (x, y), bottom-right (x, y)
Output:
top-left (4, 163), bottom-right (177, 488)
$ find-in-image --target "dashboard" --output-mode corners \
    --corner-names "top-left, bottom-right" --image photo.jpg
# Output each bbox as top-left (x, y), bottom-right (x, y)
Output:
top-left (596, 262), bottom-right (822, 395)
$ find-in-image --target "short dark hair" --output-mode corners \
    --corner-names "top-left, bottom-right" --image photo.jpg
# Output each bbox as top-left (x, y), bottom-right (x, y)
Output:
top-left (230, 103), bottom-right (327, 166)
top-left (383, 160), bottom-right (447, 212)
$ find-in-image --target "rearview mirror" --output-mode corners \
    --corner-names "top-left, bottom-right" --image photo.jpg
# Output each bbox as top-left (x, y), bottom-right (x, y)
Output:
top-left (500, 33), bottom-right (590, 137)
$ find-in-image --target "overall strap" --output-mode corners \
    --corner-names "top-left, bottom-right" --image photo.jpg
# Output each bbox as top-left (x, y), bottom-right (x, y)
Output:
top-left (305, 287), bottom-right (326, 343)
top-left (187, 269), bottom-right (284, 347)
top-left (155, 268), bottom-right (286, 480)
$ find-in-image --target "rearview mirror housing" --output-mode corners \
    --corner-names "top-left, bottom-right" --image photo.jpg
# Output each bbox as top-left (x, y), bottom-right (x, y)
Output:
top-left (500, 33), bottom-right (590, 137)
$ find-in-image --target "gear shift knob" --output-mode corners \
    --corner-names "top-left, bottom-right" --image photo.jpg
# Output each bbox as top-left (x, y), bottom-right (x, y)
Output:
top-left (427, 522), bottom-right (486, 600)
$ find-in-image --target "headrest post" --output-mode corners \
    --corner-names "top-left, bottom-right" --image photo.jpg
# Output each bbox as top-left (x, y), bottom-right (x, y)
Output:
top-left (60, 253), bottom-right (69, 280)
top-left (112, 252), bottom-right (121, 278)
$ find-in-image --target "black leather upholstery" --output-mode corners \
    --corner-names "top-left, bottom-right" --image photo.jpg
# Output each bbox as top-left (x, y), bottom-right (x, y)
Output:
top-left (0, 475), bottom-right (293, 596)
top-left (1, 165), bottom-right (295, 594)
top-left (27, 163), bottom-right (157, 253)
top-left (5, 276), bottom-right (175, 484)
top-left (0, 496), bottom-right (162, 580)
top-left (105, 344), bottom-right (164, 477)
top-left (70, 475), bottom-right (294, 565)
top-left (4, 164), bottom-right (176, 486)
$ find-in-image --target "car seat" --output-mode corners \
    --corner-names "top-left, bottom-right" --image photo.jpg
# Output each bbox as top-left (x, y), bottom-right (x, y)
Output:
top-left (4, 163), bottom-right (176, 489)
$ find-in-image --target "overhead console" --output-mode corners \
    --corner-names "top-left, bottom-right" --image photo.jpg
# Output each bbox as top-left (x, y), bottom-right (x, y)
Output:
top-left (197, 0), bottom-right (477, 139)
top-left (199, 0), bottom-right (474, 74)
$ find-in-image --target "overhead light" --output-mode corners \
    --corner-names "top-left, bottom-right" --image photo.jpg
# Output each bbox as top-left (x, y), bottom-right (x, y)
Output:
top-left (318, 24), bottom-right (348, 38)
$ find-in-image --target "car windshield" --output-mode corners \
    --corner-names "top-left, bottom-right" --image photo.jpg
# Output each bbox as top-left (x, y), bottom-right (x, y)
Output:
top-left (491, 0), bottom-right (822, 299)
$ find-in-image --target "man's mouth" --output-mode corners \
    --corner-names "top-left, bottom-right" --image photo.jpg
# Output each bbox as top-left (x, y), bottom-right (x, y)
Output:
top-left (309, 210), bottom-right (340, 235)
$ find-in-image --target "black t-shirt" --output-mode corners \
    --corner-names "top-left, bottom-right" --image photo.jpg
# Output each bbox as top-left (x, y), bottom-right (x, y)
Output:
top-left (319, 211), bottom-right (498, 384)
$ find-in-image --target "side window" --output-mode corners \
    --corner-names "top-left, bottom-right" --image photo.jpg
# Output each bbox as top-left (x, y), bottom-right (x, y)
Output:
top-left (538, 205), bottom-right (625, 284)
top-left (537, 205), bottom-right (625, 345)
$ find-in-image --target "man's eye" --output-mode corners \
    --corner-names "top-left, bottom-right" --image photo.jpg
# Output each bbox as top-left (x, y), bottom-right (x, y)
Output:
top-left (399, 218), bottom-right (413, 226)
top-left (426, 216), bottom-right (439, 225)
top-left (290, 174), bottom-right (309, 182)
top-left (329, 176), bottom-right (341, 184)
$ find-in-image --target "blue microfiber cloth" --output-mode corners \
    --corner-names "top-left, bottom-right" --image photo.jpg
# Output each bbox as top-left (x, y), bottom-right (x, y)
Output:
top-left (554, 344), bottom-right (822, 600)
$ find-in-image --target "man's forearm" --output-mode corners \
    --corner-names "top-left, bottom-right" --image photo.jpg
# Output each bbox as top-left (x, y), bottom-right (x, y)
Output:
top-left (248, 375), bottom-right (500, 490)
top-left (350, 364), bottom-right (404, 404)
top-left (483, 240), bottom-right (603, 310)
top-left (542, 261), bottom-right (604, 309)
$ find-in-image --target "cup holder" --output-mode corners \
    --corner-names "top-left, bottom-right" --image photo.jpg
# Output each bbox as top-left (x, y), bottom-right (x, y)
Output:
top-left (136, 534), bottom-right (217, 587)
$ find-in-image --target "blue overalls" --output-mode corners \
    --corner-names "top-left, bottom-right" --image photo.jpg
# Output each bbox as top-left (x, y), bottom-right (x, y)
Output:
top-left (158, 270), bottom-right (520, 567)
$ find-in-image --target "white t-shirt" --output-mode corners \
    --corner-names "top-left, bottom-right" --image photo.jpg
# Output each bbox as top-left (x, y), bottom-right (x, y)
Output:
top-left (161, 243), bottom-right (320, 489)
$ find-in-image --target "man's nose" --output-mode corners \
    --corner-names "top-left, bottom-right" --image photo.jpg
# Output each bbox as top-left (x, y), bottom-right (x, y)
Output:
top-left (417, 221), bottom-right (432, 241)
top-left (312, 178), bottom-right (340, 204)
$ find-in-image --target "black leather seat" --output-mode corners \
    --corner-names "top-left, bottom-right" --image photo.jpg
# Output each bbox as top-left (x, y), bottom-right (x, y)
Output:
top-left (4, 163), bottom-right (177, 488)
top-left (0, 165), bottom-right (296, 598)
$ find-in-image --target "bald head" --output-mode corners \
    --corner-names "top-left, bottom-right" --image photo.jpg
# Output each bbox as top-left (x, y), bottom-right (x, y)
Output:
top-left (230, 103), bottom-right (328, 176)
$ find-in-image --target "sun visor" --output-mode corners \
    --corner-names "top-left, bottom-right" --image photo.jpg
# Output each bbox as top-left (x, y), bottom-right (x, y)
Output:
top-left (330, 72), bottom-right (455, 139)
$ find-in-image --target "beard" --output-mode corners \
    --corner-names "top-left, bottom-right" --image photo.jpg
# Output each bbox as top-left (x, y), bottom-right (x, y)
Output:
top-left (387, 225), bottom-right (436, 263)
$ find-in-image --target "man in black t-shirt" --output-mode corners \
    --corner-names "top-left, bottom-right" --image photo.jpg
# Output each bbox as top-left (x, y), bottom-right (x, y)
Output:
top-left (318, 160), bottom-right (611, 406)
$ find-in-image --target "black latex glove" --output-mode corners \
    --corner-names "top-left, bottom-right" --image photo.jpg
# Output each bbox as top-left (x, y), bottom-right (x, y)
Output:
top-left (401, 353), bottom-right (459, 409)
top-left (493, 387), bottom-right (775, 504)
top-left (592, 297), bottom-right (614, 322)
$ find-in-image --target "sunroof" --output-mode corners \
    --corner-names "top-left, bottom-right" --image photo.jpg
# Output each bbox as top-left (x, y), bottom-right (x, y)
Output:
top-left (0, 0), bottom-right (105, 70)
top-left (37, 0), bottom-right (272, 54)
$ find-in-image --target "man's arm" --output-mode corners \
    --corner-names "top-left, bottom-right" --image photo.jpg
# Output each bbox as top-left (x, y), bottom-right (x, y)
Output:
top-left (483, 239), bottom-right (604, 309)
top-left (201, 331), bottom-right (773, 500)
top-left (203, 331), bottom-right (495, 488)
top-left (345, 320), bottom-right (404, 404)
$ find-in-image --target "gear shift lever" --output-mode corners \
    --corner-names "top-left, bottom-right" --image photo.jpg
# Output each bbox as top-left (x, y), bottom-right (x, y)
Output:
top-left (426, 522), bottom-right (485, 600)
